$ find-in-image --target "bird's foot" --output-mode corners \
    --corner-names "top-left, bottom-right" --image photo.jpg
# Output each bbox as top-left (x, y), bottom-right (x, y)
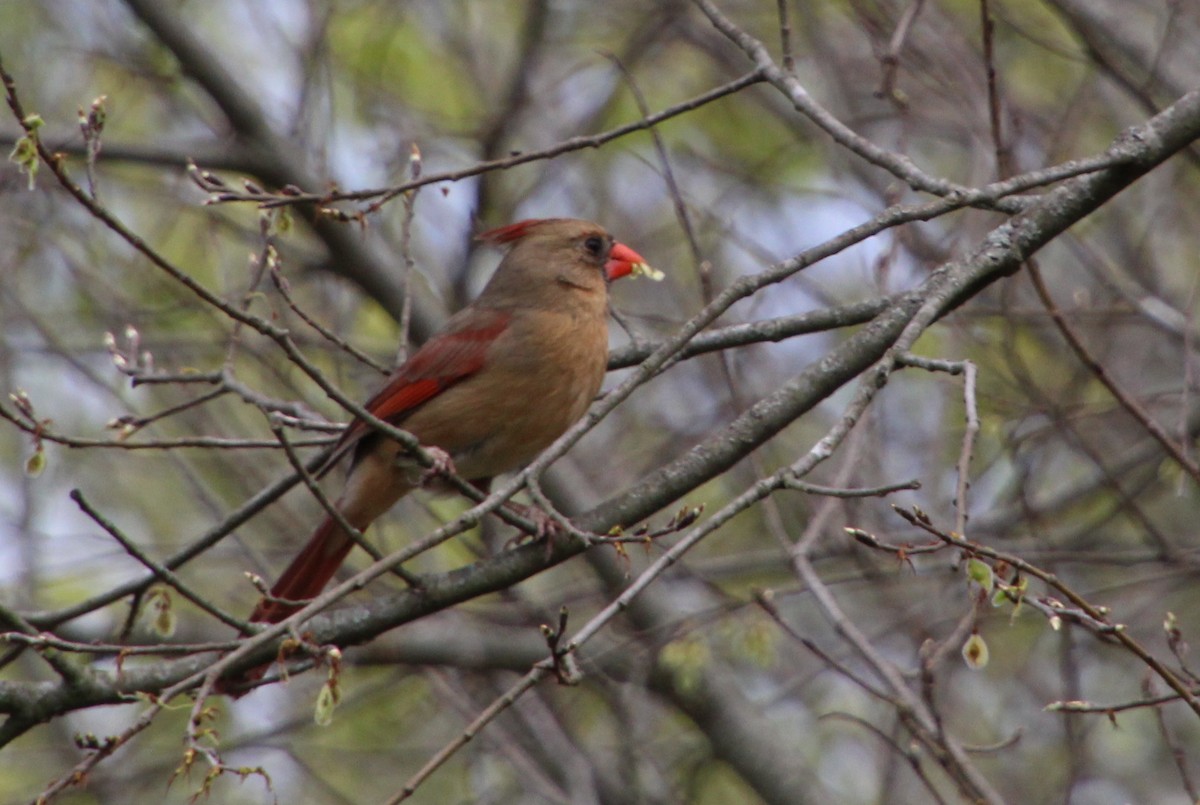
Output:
top-left (417, 446), bottom-right (457, 486)
top-left (503, 501), bottom-right (593, 560)
top-left (507, 500), bottom-right (561, 540)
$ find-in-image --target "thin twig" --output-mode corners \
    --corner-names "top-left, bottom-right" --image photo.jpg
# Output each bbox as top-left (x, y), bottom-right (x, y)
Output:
top-left (1148, 676), bottom-right (1200, 801)
top-left (781, 476), bottom-right (920, 497)
top-left (894, 505), bottom-right (1200, 719)
top-left (776, 0), bottom-right (794, 72)
top-left (819, 712), bottom-right (951, 805)
top-left (395, 144), bottom-right (421, 366)
top-left (1046, 691), bottom-right (1195, 714)
top-left (693, 0), bottom-right (1023, 213)
top-left (979, 0), bottom-right (1013, 178)
top-left (1026, 260), bottom-right (1200, 487)
top-left (201, 71), bottom-right (767, 212)
top-left (70, 490), bottom-right (249, 632)
top-left (754, 591), bottom-right (890, 702)
top-left (878, 0), bottom-right (926, 101)
top-left (954, 361), bottom-right (979, 537)
top-left (271, 419), bottom-right (423, 589)
top-left (0, 632), bottom-right (238, 655)
top-left (385, 666), bottom-right (550, 803)
top-left (268, 257), bottom-right (390, 375)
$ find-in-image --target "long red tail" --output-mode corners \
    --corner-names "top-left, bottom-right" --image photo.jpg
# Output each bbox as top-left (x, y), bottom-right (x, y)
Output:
top-left (249, 516), bottom-right (355, 624)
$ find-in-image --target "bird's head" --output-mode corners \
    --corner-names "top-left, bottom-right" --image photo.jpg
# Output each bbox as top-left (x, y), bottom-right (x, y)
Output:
top-left (478, 218), bottom-right (655, 297)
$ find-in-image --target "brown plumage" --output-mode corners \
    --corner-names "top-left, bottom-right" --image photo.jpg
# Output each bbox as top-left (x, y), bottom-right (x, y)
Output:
top-left (249, 218), bottom-right (648, 624)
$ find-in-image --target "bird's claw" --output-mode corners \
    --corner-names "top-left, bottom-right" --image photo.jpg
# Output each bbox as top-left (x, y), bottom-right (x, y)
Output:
top-left (417, 446), bottom-right (457, 486)
top-left (499, 500), bottom-right (556, 539)
top-left (501, 501), bottom-right (593, 560)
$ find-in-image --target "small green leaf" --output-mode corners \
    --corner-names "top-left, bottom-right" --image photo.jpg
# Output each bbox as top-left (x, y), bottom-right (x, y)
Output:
top-left (966, 558), bottom-right (993, 594)
top-left (8, 134), bottom-right (39, 190)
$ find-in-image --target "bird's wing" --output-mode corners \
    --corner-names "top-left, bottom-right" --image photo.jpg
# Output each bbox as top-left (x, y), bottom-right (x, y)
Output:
top-left (322, 307), bottom-right (512, 470)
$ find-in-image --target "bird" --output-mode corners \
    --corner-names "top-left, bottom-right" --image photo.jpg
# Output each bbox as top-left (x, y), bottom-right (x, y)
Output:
top-left (248, 218), bottom-right (650, 625)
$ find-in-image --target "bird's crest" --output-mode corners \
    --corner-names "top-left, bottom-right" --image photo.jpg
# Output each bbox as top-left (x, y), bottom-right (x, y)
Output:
top-left (477, 219), bottom-right (562, 244)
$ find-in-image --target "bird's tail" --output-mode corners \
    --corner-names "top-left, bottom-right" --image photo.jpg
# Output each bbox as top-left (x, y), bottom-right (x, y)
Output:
top-left (215, 518), bottom-right (355, 695)
top-left (249, 516), bottom-right (356, 624)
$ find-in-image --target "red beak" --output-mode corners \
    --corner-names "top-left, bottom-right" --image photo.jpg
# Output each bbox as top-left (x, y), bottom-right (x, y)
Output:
top-left (604, 242), bottom-right (649, 282)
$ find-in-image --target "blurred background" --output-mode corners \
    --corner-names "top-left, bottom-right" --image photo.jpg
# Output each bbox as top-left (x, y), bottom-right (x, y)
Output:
top-left (2, 1), bottom-right (1199, 803)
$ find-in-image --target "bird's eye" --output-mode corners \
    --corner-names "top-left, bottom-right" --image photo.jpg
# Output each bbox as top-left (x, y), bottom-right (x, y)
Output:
top-left (583, 235), bottom-right (604, 256)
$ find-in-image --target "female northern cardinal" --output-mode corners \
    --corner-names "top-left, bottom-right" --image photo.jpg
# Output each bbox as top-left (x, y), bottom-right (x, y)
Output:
top-left (250, 218), bottom-right (649, 624)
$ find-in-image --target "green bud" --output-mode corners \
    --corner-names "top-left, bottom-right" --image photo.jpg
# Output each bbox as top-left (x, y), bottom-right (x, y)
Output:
top-left (314, 680), bottom-right (340, 726)
top-left (24, 448), bottom-right (46, 478)
top-left (962, 633), bottom-right (989, 670)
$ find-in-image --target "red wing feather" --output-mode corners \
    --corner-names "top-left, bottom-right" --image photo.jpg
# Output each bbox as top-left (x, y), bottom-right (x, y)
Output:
top-left (327, 308), bottom-right (511, 464)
